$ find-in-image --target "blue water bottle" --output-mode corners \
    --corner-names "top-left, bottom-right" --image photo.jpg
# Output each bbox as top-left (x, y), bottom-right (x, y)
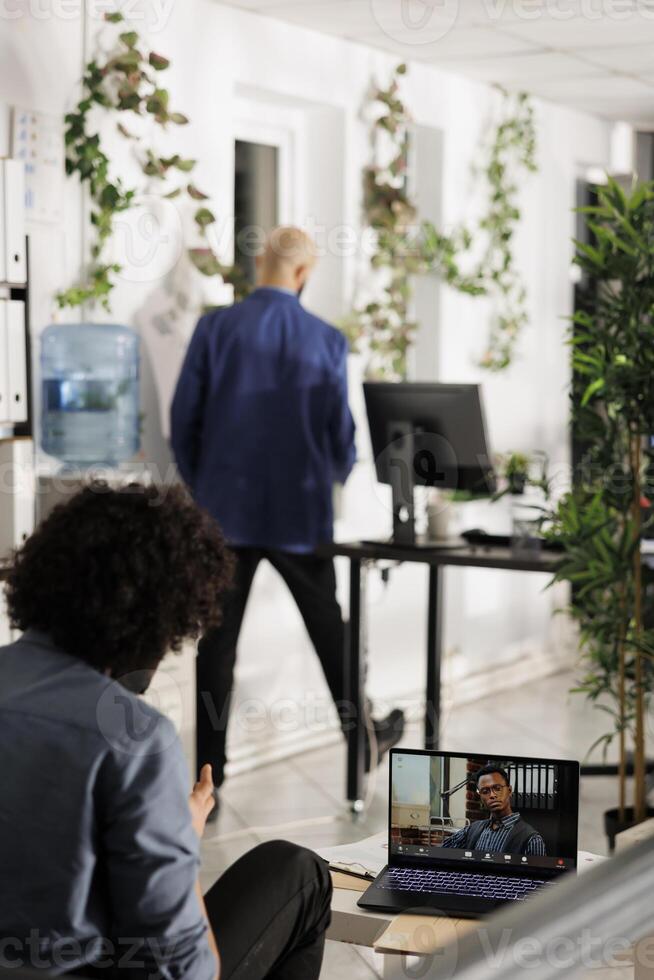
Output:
top-left (41, 323), bottom-right (140, 468)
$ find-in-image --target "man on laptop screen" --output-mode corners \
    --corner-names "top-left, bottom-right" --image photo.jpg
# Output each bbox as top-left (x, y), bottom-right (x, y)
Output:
top-left (440, 764), bottom-right (546, 856)
top-left (358, 749), bottom-right (579, 917)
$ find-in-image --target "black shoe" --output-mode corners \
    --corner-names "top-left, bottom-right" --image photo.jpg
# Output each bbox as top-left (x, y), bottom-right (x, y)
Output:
top-left (205, 788), bottom-right (220, 824)
top-left (365, 708), bottom-right (405, 772)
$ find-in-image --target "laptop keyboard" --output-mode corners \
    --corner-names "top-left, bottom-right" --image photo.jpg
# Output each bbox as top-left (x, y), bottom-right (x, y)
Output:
top-left (377, 867), bottom-right (550, 901)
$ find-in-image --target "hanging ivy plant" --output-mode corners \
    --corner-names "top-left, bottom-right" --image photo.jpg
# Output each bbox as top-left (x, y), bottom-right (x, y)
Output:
top-left (59, 11), bottom-right (245, 311)
top-left (344, 64), bottom-right (537, 378)
top-left (474, 93), bottom-right (538, 371)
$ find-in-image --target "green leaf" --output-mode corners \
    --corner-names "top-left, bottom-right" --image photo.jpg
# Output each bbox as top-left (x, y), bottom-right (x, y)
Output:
top-left (604, 174), bottom-right (627, 214)
top-left (119, 31), bottom-right (139, 49)
top-left (194, 207), bottom-right (216, 228)
top-left (187, 184), bottom-right (209, 200)
top-left (169, 112), bottom-right (189, 125)
top-left (587, 221), bottom-right (637, 257)
top-left (117, 90), bottom-right (141, 112)
top-left (108, 50), bottom-right (140, 72)
top-left (116, 122), bottom-right (136, 140)
top-left (189, 247), bottom-right (222, 276)
top-left (574, 240), bottom-right (603, 266)
top-left (585, 733), bottom-right (614, 761)
top-left (148, 52), bottom-right (170, 71)
top-left (146, 88), bottom-right (170, 116)
top-left (142, 156), bottom-right (165, 178)
top-left (104, 11), bottom-right (123, 22)
top-left (581, 376), bottom-right (605, 406)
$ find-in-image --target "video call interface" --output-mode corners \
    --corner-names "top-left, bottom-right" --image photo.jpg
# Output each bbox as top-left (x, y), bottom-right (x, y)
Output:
top-left (390, 753), bottom-right (578, 872)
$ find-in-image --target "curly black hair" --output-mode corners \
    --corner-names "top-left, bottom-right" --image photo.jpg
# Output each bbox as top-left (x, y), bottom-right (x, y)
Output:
top-left (5, 482), bottom-right (233, 676)
top-left (474, 763), bottom-right (511, 787)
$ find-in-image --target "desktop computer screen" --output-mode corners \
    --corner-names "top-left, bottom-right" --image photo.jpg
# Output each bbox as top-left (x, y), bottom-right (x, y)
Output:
top-left (390, 750), bottom-right (579, 873)
top-left (363, 382), bottom-right (496, 544)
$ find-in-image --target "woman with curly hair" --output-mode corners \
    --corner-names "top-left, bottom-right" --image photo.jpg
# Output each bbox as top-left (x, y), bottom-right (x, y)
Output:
top-left (0, 483), bottom-right (331, 980)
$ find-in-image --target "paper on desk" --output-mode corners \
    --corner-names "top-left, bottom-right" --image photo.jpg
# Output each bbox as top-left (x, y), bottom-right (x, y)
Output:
top-left (317, 831), bottom-right (388, 878)
top-left (330, 871), bottom-right (370, 893)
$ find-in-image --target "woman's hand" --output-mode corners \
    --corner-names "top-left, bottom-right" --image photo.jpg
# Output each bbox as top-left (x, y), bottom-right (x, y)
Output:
top-left (189, 764), bottom-right (215, 838)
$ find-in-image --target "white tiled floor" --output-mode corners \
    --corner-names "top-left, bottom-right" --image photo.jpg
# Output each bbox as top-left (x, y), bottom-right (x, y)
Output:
top-left (200, 670), bottom-right (630, 979)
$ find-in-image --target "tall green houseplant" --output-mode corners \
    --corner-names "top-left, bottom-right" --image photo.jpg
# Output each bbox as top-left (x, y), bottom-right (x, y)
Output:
top-left (551, 177), bottom-right (654, 827)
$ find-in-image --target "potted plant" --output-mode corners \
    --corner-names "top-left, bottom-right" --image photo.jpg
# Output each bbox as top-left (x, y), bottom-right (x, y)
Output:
top-left (489, 452), bottom-right (551, 550)
top-left (491, 450), bottom-right (551, 500)
top-left (549, 176), bottom-right (654, 847)
top-left (496, 451), bottom-right (530, 496)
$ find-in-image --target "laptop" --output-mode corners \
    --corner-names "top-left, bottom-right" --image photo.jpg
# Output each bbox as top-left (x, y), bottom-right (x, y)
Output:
top-left (358, 748), bottom-right (579, 918)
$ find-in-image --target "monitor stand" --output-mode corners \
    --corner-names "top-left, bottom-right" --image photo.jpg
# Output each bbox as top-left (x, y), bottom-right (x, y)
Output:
top-left (381, 421), bottom-right (466, 549)
top-left (389, 421), bottom-right (416, 546)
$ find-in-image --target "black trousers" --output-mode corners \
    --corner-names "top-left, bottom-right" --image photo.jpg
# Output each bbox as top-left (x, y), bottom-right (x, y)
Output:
top-left (197, 548), bottom-right (348, 786)
top-left (69, 841), bottom-right (332, 980)
top-left (206, 840), bottom-right (332, 980)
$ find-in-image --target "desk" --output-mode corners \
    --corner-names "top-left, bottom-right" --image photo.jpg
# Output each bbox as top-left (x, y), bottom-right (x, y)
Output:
top-left (326, 832), bottom-right (608, 978)
top-left (318, 541), bottom-right (561, 808)
top-left (329, 855), bottom-right (621, 980)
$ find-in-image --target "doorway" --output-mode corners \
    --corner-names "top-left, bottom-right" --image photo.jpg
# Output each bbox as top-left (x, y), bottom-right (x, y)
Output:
top-left (234, 139), bottom-right (279, 287)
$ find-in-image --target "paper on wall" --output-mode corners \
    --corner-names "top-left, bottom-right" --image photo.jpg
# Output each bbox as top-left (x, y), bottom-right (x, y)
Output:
top-left (11, 108), bottom-right (64, 224)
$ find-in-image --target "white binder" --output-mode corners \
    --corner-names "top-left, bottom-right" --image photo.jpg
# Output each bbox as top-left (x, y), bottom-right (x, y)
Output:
top-left (0, 163), bottom-right (5, 284)
top-left (0, 438), bottom-right (35, 561)
top-left (0, 301), bottom-right (9, 423)
top-left (6, 299), bottom-right (27, 424)
top-left (2, 159), bottom-right (26, 285)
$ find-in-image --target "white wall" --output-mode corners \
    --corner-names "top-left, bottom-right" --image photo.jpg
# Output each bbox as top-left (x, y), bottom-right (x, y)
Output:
top-left (0, 1), bottom-right (611, 778)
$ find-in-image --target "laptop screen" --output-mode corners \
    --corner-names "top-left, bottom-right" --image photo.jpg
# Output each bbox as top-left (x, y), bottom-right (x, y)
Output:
top-left (390, 750), bottom-right (579, 873)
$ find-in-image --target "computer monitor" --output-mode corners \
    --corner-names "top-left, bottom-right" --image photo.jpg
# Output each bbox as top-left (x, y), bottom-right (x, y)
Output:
top-left (363, 382), bottom-right (496, 545)
top-left (390, 749), bottom-right (579, 874)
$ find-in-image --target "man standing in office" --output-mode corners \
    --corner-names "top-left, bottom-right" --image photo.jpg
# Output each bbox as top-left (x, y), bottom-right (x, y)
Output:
top-left (171, 226), bottom-right (404, 814)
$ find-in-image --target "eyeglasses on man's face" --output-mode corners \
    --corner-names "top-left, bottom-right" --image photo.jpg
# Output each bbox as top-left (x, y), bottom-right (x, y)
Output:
top-left (477, 783), bottom-right (509, 797)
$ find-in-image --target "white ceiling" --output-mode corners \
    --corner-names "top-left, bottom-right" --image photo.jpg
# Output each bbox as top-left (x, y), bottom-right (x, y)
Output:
top-left (220, 0), bottom-right (654, 124)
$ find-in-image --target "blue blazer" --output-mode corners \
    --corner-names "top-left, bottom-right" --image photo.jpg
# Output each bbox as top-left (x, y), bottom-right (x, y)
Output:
top-left (170, 287), bottom-right (356, 552)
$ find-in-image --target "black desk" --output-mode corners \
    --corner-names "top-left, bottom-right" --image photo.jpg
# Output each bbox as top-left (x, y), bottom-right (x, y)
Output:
top-left (318, 540), bottom-right (561, 809)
